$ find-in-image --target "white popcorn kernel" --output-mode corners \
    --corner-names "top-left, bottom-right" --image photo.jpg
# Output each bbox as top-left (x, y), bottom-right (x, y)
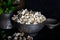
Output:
top-left (37, 19), bottom-right (41, 23)
top-left (26, 22), bottom-right (30, 24)
top-left (14, 37), bottom-right (18, 40)
top-left (26, 16), bottom-right (29, 18)
top-left (17, 11), bottom-right (20, 14)
top-left (41, 15), bottom-right (46, 22)
top-left (13, 33), bottom-right (17, 36)
top-left (33, 22), bottom-right (38, 24)
top-left (25, 12), bottom-right (30, 16)
top-left (27, 35), bottom-right (33, 40)
top-left (31, 17), bottom-right (35, 21)
top-left (17, 19), bottom-right (21, 23)
top-left (27, 35), bottom-right (31, 39)
top-left (19, 18), bottom-right (23, 21)
top-left (35, 12), bottom-right (39, 15)
top-left (20, 21), bottom-right (25, 24)
top-left (12, 17), bottom-right (15, 20)
top-left (30, 14), bottom-right (34, 16)
top-left (23, 19), bottom-right (28, 22)
top-left (30, 10), bottom-right (33, 13)
top-left (38, 12), bottom-right (41, 16)
top-left (12, 15), bottom-right (18, 20)
top-left (15, 33), bottom-right (21, 37)
top-left (28, 19), bottom-right (32, 22)
top-left (40, 16), bottom-right (42, 19)
top-left (21, 9), bottom-right (28, 15)
top-left (8, 36), bottom-right (12, 39)
top-left (33, 15), bottom-right (35, 18)
top-left (21, 16), bottom-right (25, 18)
top-left (40, 19), bottom-right (43, 23)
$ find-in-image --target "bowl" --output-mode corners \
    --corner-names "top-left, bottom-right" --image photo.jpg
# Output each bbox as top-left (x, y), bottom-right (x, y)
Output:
top-left (13, 22), bottom-right (44, 36)
top-left (44, 18), bottom-right (60, 29)
top-left (18, 23), bottom-right (44, 33)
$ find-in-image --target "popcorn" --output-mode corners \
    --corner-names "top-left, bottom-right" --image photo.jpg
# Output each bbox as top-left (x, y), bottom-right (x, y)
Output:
top-left (12, 9), bottom-right (46, 24)
top-left (26, 22), bottom-right (31, 24)
top-left (35, 12), bottom-right (39, 15)
top-left (14, 37), bottom-right (18, 40)
top-left (33, 22), bottom-right (38, 24)
top-left (21, 16), bottom-right (25, 18)
top-left (12, 15), bottom-right (18, 20)
top-left (21, 9), bottom-right (28, 15)
top-left (27, 35), bottom-right (33, 40)
top-left (15, 33), bottom-right (21, 36)
top-left (8, 32), bottom-right (33, 40)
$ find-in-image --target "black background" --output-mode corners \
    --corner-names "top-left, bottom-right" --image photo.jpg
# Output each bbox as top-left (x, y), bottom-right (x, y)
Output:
top-left (24, 0), bottom-right (60, 21)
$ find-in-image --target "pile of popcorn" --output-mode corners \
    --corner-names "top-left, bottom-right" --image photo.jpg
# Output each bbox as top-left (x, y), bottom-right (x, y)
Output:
top-left (12, 9), bottom-right (46, 24)
top-left (8, 32), bottom-right (33, 40)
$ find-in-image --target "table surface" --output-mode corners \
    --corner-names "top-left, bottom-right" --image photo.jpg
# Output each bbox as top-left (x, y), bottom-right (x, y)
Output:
top-left (0, 25), bottom-right (60, 40)
top-left (34, 25), bottom-right (60, 40)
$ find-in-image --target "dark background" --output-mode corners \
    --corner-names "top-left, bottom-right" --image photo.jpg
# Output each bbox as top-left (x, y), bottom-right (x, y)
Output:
top-left (24, 0), bottom-right (60, 39)
top-left (24, 0), bottom-right (60, 21)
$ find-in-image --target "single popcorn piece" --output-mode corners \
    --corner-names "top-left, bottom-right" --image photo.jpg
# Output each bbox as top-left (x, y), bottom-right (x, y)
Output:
top-left (41, 15), bottom-right (46, 22)
top-left (27, 35), bottom-right (31, 39)
top-left (27, 35), bottom-right (33, 40)
top-left (20, 21), bottom-right (25, 24)
top-left (8, 36), bottom-right (12, 39)
top-left (33, 22), bottom-right (38, 24)
top-left (15, 33), bottom-right (21, 37)
top-left (30, 18), bottom-right (35, 23)
top-left (35, 12), bottom-right (39, 15)
top-left (25, 12), bottom-right (30, 16)
top-left (12, 15), bottom-right (18, 20)
top-left (19, 18), bottom-right (23, 21)
top-left (30, 10), bottom-right (33, 13)
top-left (17, 19), bottom-right (21, 23)
top-left (21, 9), bottom-right (28, 15)
top-left (26, 16), bottom-right (30, 18)
top-left (28, 19), bottom-right (32, 23)
top-left (14, 37), bottom-right (18, 40)
top-left (17, 19), bottom-right (24, 24)
top-left (26, 22), bottom-right (31, 24)
top-left (13, 33), bottom-right (17, 36)
top-left (30, 13), bottom-right (34, 16)
top-left (21, 16), bottom-right (25, 18)
top-left (38, 12), bottom-right (41, 16)
top-left (23, 19), bottom-right (27, 22)
top-left (37, 19), bottom-right (41, 23)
